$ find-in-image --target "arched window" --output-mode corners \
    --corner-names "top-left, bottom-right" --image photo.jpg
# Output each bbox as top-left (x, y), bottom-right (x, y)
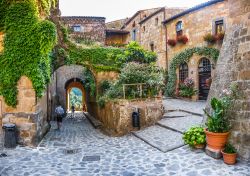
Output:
top-left (176, 21), bottom-right (183, 36)
top-left (179, 62), bottom-right (188, 82)
top-left (132, 21), bottom-right (136, 27)
top-left (198, 58), bottom-right (211, 73)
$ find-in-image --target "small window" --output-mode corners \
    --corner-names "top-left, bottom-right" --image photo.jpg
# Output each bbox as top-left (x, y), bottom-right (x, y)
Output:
top-left (179, 63), bottom-right (188, 82)
top-left (132, 21), bottom-right (136, 27)
top-left (132, 29), bottom-right (136, 41)
top-left (155, 17), bottom-right (159, 26)
top-left (215, 20), bottom-right (224, 34)
top-left (176, 21), bottom-right (183, 36)
top-left (143, 26), bottom-right (146, 32)
top-left (150, 43), bottom-right (154, 52)
top-left (144, 14), bottom-right (147, 18)
top-left (73, 25), bottom-right (81, 32)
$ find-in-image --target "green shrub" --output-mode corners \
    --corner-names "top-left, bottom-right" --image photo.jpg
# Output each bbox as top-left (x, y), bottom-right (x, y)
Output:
top-left (223, 143), bottom-right (237, 154)
top-left (183, 127), bottom-right (206, 147)
top-left (204, 98), bottom-right (230, 133)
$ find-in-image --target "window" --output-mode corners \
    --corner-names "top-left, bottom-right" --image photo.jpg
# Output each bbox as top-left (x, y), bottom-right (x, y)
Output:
top-left (215, 20), bottom-right (224, 34)
top-left (150, 43), bottom-right (154, 52)
top-left (176, 21), bottom-right (183, 36)
top-left (73, 25), bottom-right (81, 32)
top-left (143, 26), bottom-right (146, 32)
top-left (143, 14), bottom-right (147, 18)
top-left (132, 29), bottom-right (136, 41)
top-left (132, 21), bottom-right (136, 28)
top-left (179, 63), bottom-right (188, 82)
top-left (155, 17), bottom-right (159, 26)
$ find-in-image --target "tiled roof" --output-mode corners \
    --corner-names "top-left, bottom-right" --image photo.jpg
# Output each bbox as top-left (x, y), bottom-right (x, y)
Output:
top-left (61, 16), bottom-right (106, 20)
top-left (106, 29), bottom-right (130, 34)
top-left (162, 0), bottom-right (224, 24)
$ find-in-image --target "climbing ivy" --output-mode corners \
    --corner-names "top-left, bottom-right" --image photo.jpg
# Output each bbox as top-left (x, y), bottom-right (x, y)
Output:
top-left (165, 47), bottom-right (219, 96)
top-left (0, 1), bottom-right (57, 106)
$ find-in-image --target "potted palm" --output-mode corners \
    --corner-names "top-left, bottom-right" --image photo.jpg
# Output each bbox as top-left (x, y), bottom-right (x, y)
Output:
top-left (204, 98), bottom-right (230, 151)
top-left (183, 126), bottom-right (206, 149)
top-left (221, 143), bottom-right (237, 165)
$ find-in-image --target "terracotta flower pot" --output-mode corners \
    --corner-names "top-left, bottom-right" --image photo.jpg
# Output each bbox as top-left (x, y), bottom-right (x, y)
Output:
top-left (221, 150), bottom-right (237, 165)
top-left (204, 129), bottom-right (229, 150)
top-left (195, 144), bottom-right (205, 149)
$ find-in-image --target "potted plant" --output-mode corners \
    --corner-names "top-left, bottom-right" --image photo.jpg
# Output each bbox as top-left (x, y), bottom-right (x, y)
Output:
top-left (183, 126), bottom-right (206, 149)
top-left (204, 97), bottom-right (230, 151)
top-left (203, 33), bottom-right (217, 44)
top-left (176, 35), bottom-right (188, 44)
top-left (167, 39), bottom-right (177, 47)
top-left (215, 32), bottom-right (225, 41)
top-left (179, 78), bottom-right (197, 98)
top-left (221, 143), bottom-right (237, 165)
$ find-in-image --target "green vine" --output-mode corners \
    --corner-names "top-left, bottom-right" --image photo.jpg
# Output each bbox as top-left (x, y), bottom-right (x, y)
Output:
top-left (0, 1), bottom-right (57, 106)
top-left (165, 47), bottom-right (219, 96)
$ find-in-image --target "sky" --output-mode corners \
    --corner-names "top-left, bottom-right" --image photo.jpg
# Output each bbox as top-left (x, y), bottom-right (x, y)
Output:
top-left (60, 0), bottom-right (210, 22)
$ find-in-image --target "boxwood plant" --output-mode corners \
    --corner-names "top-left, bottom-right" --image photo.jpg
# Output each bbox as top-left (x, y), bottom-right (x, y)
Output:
top-left (183, 126), bottom-right (206, 147)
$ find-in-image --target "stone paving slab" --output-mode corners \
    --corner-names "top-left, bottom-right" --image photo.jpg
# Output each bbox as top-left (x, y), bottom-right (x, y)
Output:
top-left (163, 111), bottom-right (192, 118)
top-left (133, 125), bottom-right (184, 152)
top-left (158, 115), bottom-right (204, 133)
top-left (163, 99), bottom-right (206, 115)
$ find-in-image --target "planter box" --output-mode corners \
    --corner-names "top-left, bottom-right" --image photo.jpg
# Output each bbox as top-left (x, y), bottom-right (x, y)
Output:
top-left (96, 98), bottom-right (164, 136)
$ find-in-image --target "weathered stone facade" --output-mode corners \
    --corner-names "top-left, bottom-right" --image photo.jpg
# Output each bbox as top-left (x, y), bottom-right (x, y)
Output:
top-left (140, 8), bottom-right (184, 68)
top-left (95, 98), bottom-right (164, 136)
top-left (61, 16), bottom-right (106, 44)
top-left (0, 76), bottom-right (50, 146)
top-left (207, 0), bottom-right (250, 160)
top-left (163, 0), bottom-right (229, 100)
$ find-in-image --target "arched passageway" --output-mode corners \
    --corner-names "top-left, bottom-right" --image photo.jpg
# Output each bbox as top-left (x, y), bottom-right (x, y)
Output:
top-left (65, 78), bottom-right (87, 112)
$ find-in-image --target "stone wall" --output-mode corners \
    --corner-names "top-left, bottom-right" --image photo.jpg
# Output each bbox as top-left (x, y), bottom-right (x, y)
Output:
top-left (0, 76), bottom-right (49, 146)
top-left (96, 98), bottom-right (164, 136)
top-left (207, 0), bottom-right (250, 160)
top-left (61, 16), bottom-right (106, 44)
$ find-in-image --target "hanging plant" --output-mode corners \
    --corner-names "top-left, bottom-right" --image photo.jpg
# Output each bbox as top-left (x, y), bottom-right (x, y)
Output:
top-left (167, 39), bottom-right (177, 47)
top-left (215, 32), bottom-right (225, 41)
top-left (165, 47), bottom-right (219, 97)
top-left (176, 35), bottom-right (189, 44)
top-left (203, 33), bottom-right (217, 44)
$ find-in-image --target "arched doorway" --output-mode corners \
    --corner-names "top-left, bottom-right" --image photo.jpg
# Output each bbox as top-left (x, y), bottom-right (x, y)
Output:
top-left (65, 78), bottom-right (87, 112)
top-left (198, 58), bottom-right (211, 100)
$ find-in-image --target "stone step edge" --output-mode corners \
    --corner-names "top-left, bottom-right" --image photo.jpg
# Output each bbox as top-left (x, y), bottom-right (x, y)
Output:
top-left (156, 123), bottom-right (183, 134)
top-left (132, 131), bottom-right (185, 153)
top-left (84, 112), bottom-right (102, 129)
top-left (164, 109), bottom-right (204, 117)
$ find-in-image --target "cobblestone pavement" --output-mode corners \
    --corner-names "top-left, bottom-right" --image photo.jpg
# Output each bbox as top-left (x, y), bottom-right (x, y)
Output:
top-left (0, 102), bottom-right (250, 176)
top-left (163, 98), bottom-right (206, 115)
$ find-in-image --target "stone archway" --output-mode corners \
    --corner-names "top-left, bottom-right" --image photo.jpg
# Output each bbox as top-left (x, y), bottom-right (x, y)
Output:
top-left (65, 78), bottom-right (87, 112)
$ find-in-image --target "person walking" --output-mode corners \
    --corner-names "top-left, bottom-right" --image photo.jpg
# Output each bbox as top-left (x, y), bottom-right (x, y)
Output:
top-left (71, 105), bottom-right (75, 118)
top-left (55, 105), bottom-right (65, 130)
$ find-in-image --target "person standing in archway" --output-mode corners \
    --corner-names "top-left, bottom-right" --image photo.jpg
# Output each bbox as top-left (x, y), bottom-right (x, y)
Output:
top-left (71, 105), bottom-right (75, 118)
top-left (55, 105), bottom-right (65, 130)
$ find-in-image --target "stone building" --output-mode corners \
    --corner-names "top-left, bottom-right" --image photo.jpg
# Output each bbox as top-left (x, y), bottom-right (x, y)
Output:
top-left (119, 7), bottom-right (185, 69)
top-left (61, 16), bottom-right (106, 44)
top-left (207, 0), bottom-right (250, 160)
top-left (163, 0), bottom-right (229, 100)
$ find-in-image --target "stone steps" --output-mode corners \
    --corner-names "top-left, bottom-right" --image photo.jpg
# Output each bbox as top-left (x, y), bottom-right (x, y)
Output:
top-left (84, 112), bottom-right (102, 129)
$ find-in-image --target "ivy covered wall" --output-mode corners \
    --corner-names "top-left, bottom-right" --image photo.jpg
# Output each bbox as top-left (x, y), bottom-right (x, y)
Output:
top-left (0, 0), bottom-right (57, 106)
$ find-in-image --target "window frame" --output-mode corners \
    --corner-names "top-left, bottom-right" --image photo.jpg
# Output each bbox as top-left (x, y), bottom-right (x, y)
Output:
top-left (72, 25), bottom-right (82, 32)
top-left (176, 21), bottom-right (183, 36)
top-left (212, 18), bottom-right (225, 35)
top-left (179, 62), bottom-right (189, 82)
